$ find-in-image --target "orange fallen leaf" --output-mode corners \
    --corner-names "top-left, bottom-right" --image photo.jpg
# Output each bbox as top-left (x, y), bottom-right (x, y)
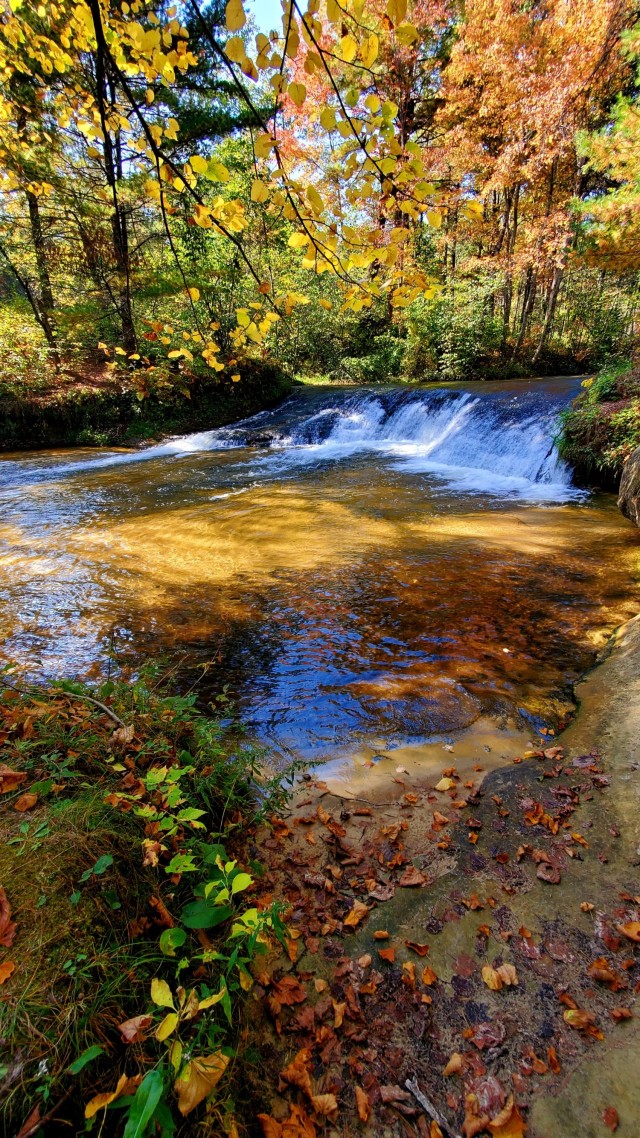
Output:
top-left (0, 767), bottom-right (27, 794)
top-left (616, 921), bottom-right (640, 943)
top-left (547, 1046), bottom-right (561, 1073)
top-left (443, 1052), bottom-right (463, 1076)
top-left (563, 1008), bottom-right (597, 1030)
top-left (482, 965), bottom-right (502, 991)
top-left (332, 1000), bottom-right (346, 1028)
top-left (488, 1094), bottom-right (527, 1136)
top-left (496, 963), bottom-right (518, 986)
top-left (13, 792), bottom-right (37, 812)
top-left (405, 940), bottom-right (430, 956)
top-left (355, 1085), bottom-right (370, 1123)
top-left (422, 965), bottom-right (437, 986)
top-left (378, 946), bottom-right (395, 963)
top-left (0, 960), bottom-right (15, 984)
top-left (344, 900), bottom-right (369, 928)
top-left (373, 930), bottom-right (389, 940)
top-left (258, 1104), bottom-right (317, 1138)
top-left (280, 1048), bottom-right (313, 1097)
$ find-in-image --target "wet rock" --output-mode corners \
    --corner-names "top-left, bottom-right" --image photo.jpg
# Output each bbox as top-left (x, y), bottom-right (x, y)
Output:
top-left (245, 431), bottom-right (276, 447)
top-left (618, 445), bottom-right (640, 527)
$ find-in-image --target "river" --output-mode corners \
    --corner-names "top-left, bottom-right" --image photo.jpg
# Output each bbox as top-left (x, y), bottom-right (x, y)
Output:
top-left (0, 378), bottom-right (638, 789)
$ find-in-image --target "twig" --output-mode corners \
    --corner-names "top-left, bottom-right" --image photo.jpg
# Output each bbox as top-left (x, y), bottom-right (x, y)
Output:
top-left (13, 1089), bottom-right (72, 1138)
top-left (0, 678), bottom-right (126, 729)
top-left (405, 1079), bottom-right (462, 1138)
top-left (316, 788), bottom-right (403, 808)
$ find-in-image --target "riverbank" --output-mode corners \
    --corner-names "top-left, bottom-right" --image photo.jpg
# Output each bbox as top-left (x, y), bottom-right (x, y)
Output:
top-left (0, 359), bottom-right (294, 452)
top-left (1, 620), bottom-right (639, 1135)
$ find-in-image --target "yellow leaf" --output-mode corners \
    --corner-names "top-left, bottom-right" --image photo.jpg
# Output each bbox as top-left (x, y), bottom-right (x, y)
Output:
top-left (396, 21), bottom-right (420, 45)
top-left (319, 106), bottom-right (336, 131)
top-left (318, 299), bottom-right (332, 310)
top-left (187, 287), bottom-right (200, 301)
top-left (481, 965), bottom-right (502, 991)
top-left (190, 154), bottom-right (208, 175)
top-left (85, 1074), bottom-right (129, 1120)
top-left (155, 1012), bottom-right (179, 1041)
top-left (338, 34), bottom-right (357, 63)
top-left (361, 33), bottom-right (378, 68)
top-left (288, 82), bottom-right (306, 107)
top-left (225, 35), bottom-right (246, 62)
top-left (225, 0), bottom-right (246, 32)
top-left (386, 0), bottom-right (407, 25)
top-left (206, 160), bottom-right (230, 183)
top-left (307, 185), bottom-right (323, 214)
top-left (198, 987), bottom-right (227, 1010)
top-left (288, 232), bottom-right (310, 249)
top-left (174, 1052), bottom-right (230, 1115)
top-left (114, 347), bottom-right (127, 356)
top-left (151, 978), bottom-right (175, 1009)
top-left (251, 179), bottom-right (269, 203)
top-left (254, 133), bottom-right (275, 159)
top-left (427, 210), bottom-right (442, 229)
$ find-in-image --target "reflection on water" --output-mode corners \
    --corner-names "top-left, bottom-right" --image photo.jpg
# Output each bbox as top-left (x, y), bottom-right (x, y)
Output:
top-left (0, 380), bottom-right (638, 775)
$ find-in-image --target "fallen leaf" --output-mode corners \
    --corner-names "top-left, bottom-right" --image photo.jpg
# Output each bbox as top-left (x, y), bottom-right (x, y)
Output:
top-left (355, 1085), bottom-right (370, 1122)
top-left (314, 978), bottom-right (327, 994)
top-left (399, 866), bottom-right (428, 887)
top-left (616, 921), bottom-right (640, 943)
top-left (272, 976), bottom-right (307, 1006)
top-left (0, 887), bottom-right (17, 947)
top-left (482, 965), bottom-right (503, 991)
top-left (118, 1014), bottom-right (153, 1043)
top-left (0, 767), bottom-right (27, 794)
top-left (603, 1106), bottom-right (619, 1132)
top-left (280, 1048), bottom-right (313, 1097)
top-left (563, 1008), bottom-right (597, 1030)
top-left (581, 902), bottom-right (595, 912)
top-left (85, 1073), bottom-right (130, 1119)
top-left (547, 1046), bottom-right (561, 1073)
top-left (488, 1095), bottom-right (527, 1136)
top-left (15, 1106), bottom-right (41, 1138)
top-left (373, 930), bottom-right (389, 940)
top-left (332, 1000), bottom-right (346, 1028)
top-left (311, 1093), bottom-right (337, 1117)
top-left (378, 946), bottom-right (396, 963)
top-left (111, 724), bottom-right (134, 747)
top-left (344, 900), bottom-right (369, 928)
top-left (422, 965), bottom-right (437, 986)
top-left (13, 792), bottom-right (37, 812)
top-left (0, 960), bottom-right (15, 984)
top-left (496, 964), bottom-right (518, 986)
top-left (259, 1105), bottom-right (316, 1138)
top-left (537, 862), bottom-right (561, 884)
top-left (444, 1052), bottom-right (463, 1076)
top-left (435, 777), bottom-right (456, 792)
top-left (174, 1051), bottom-right (230, 1115)
top-left (405, 941), bottom-right (430, 956)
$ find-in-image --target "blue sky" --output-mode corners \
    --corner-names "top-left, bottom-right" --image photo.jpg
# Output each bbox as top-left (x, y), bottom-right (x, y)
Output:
top-left (247, 0), bottom-right (281, 34)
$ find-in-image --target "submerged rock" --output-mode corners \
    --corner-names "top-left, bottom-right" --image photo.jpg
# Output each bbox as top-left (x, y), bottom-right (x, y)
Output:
top-left (618, 445), bottom-right (640, 527)
top-left (245, 431), bottom-right (276, 447)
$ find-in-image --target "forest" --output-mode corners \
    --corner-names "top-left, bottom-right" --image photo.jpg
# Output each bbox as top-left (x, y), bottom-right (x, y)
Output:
top-left (2, 2), bottom-right (640, 1138)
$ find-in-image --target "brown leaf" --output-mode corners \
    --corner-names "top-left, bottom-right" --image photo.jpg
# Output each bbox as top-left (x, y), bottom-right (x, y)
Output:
top-left (0, 960), bottom-right (15, 985)
top-left (536, 861), bottom-right (561, 884)
top-left (463, 1092), bottom-right (490, 1138)
top-left (174, 1051), bottom-right (230, 1115)
top-left (603, 1106), bottom-right (619, 1132)
top-left (378, 946), bottom-right (396, 963)
top-left (272, 976), bottom-right (307, 1006)
top-left (0, 887), bottom-right (17, 948)
top-left (399, 866), bottom-right (428, 886)
top-left (15, 1106), bottom-right (41, 1138)
top-left (311, 1093), bottom-right (338, 1117)
top-left (496, 963), bottom-right (518, 986)
top-left (280, 1048), bottom-right (313, 1097)
top-left (373, 929), bottom-right (390, 940)
top-left (344, 900), bottom-right (369, 928)
top-left (422, 965), bottom-right (437, 986)
top-left (142, 840), bottom-right (162, 867)
top-left (355, 1085), bottom-right (370, 1122)
top-left (111, 724), bottom-right (134, 747)
top-left (13, 792), bottom-right (37, 812)
top-left (0, 766), bottom-right (27, 794)
top-left (563, 1008), bottom-right (596, 1030)
top-left (488, 1095), bottom-right (527, 1136)
top-left (118, 1014), bottom-right (153, 1044)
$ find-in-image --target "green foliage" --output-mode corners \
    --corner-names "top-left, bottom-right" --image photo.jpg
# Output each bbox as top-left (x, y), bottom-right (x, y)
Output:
top-left (558, 359), bottom-right (640, 483)
top-left (0, 668), bottom-right (296, 1133)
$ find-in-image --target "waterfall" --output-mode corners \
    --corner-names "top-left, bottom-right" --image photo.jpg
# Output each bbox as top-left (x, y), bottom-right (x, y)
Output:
top-left (0, 379), bottom-right (581, 501)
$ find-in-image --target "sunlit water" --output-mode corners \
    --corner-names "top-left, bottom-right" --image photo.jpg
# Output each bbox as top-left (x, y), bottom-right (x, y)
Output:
top-left (1, 378), bottom-right (638, 779)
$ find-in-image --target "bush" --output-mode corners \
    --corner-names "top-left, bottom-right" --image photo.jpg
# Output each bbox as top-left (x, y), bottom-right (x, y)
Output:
top-left (557, 358), bottom-right (640, 484)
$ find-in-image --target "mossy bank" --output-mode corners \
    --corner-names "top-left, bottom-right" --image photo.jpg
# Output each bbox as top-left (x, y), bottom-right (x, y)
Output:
top-left (0, 359), bottom-right (294, 452)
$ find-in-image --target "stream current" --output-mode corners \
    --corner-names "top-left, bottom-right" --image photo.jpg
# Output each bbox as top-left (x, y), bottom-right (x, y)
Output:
top-left (1, 378), bottom-right (638, 785)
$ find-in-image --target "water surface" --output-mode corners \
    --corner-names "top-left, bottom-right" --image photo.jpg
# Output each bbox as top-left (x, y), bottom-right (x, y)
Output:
top-left (1, 378), bottom-right (638, 779)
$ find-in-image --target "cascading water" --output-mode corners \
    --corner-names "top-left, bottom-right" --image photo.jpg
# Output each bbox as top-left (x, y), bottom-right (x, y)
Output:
top-left (0, 378), bottom-right (580, 501)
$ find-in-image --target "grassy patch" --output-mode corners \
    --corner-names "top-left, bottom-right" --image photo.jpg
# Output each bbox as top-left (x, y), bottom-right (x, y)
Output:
top-left (0, 668), bottom-right (298, 1135)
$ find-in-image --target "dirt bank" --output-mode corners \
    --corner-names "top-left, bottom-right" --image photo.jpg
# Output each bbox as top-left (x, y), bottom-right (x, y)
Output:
top-left (248, 617), bottom-right (640, 1138)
